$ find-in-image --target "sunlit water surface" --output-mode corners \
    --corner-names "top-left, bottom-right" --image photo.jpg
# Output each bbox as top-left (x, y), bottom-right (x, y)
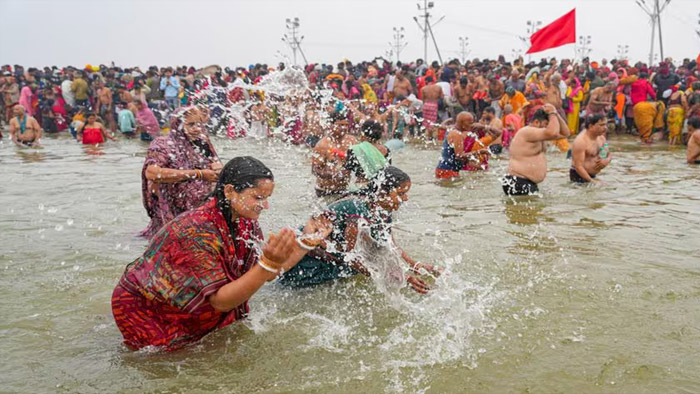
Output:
top-left (1, 133), bottom-right (699, 393)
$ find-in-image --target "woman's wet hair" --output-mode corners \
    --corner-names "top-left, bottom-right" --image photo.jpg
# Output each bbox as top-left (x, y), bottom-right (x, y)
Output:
top-left (361, 120), bottom-right (383, 142)
top-left (211, 157), bottom-right (274, 234)
top-left (353, 166), bottom-right (410, 201)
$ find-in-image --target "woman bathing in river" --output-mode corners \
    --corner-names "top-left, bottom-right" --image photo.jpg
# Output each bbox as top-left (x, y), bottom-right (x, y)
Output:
top-left (279, 166), bottom-right (443, 293)
top-left (140, 106), bottom-right (222, 238)
top-left (112, 157), bottom-right (331, 351)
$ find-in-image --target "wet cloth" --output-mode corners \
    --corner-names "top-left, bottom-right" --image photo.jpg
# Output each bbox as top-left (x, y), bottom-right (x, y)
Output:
top-left (82, 126), bottom-right (104, 145)
top-left (422, 101), bottom-right (438, 128)
top-left (502, 175), bottom-right (538, 196)
top-left (633, 101), bottom-right (665, 143)
top-left (140, 107), bottom-right (219, 238)
top-left (112, 198), bottom-right (262, 351)
top-left (462, 133), bottom-right (492, 171)
top-left (135, 99), bottom-right (160, 137)
top-left (279, 198), bottom-right (387, 288)
top-left (344, 142), bottom-right (388, 180)
top-left (436, 137), bottom-right (462, 176)
top-left (118, 109), bottom-right (136, 134)
top-left (667, 107), bottom-right (685, 144)
top-left (569, 167), bottom-right (596, 183)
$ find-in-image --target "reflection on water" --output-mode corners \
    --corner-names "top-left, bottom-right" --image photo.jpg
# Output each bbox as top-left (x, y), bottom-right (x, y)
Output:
top-left (1, 134), bottom-right (699, 393)
top-left (503, 197), bottom-right (547, 226)
top-left (15, 149), bottom-right (48, 163)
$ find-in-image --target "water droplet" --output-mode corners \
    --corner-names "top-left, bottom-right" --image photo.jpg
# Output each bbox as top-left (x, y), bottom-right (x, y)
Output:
top-left (67, 219), bottom-right (74, 226)
top-left (55, 225), bottom-right (64, 231)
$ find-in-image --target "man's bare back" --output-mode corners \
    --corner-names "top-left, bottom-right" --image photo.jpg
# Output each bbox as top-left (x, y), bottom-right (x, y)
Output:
top-left (422, 84), bottom-right (443, 102)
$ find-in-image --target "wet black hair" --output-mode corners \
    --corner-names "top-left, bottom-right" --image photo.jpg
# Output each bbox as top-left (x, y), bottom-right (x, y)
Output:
top-left (212, 156), bottom-right (274, 237)
top-left (483, 106), bottom-right (496, 115)
top-left (688, 116), bottom-right (700, 130)
top-left (425, 76), bottom-right (434, 83)
top-left (330, 110), bottom-right (348, 123)
top-left (353, 166), bottom-right (411, 202)
top-left (585, 114), bottom-right (607, 127)
top-left (361, 120), bottom-right (383, 142)
top-left (530, 108), bottom-right (550, 123)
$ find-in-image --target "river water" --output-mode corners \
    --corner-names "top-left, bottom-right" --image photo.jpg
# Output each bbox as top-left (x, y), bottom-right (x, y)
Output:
top-left (1, 133), bottom-right (699, 393)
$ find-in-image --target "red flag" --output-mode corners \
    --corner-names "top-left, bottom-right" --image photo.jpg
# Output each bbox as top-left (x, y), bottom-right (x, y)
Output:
top-left (526, 9), bottom-right (576, 54)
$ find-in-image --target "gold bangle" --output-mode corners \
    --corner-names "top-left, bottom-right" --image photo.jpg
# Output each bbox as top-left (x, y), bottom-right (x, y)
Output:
top-left (296, 237), bottom-right (316, 251)
top-left (260, 255), bottom-right (282, 271)
top-left (258, 260), bottom-right (280, 274)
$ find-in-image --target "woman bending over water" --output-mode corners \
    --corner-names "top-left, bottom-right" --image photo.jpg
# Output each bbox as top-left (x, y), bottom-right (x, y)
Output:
top-left (280, 166), bottom-right (442, 293)
top-left (112, 157), bottom-right (331, 351)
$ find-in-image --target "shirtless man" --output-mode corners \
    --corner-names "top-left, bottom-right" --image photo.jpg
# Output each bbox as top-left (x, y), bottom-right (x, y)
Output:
top-left (488, 75), bottom-right (505, 118)
top-left (453, 76), bottom-right (471, 114)
top-left (686, 116), bottom-right (700, 164)
top-left (96, 81), bottom-right (116, 132)
top-left (503, 103), bottom-right (570, 195)
top-left (421, 76), bottom-right (443, 139)
top-left (570, 114), bottom-right (612, 183)
top-left (480, 106), bottom-right (504, 151)
top-left (9, 105), bottom-right (42, 147)
top-left (392, 71), bottom-right (412, 103)
top-left (586, 81), bottom-right (615, 116)
top-left (312, 111), bottom-right (358, 197)
top-left (545, 73), bottom-right (564, 114)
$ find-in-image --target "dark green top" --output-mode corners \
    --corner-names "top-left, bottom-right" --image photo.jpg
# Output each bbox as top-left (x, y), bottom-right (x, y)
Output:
top-left (279, 198), bottom-right (390, 288)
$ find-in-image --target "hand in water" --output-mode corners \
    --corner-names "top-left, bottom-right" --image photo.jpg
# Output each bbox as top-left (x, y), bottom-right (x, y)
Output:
top-left (412, 262), bottom-right (444, 277)
top-left (406, 275), bottom-right (430, 294)
top-left (263, 228), bottom-right (297, 265)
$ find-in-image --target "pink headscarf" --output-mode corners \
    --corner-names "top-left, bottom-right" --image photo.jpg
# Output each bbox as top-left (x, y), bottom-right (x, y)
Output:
top-left (608, 72), bottom-right (619, 85)
top-left (19, 86), bottom-right (33, 116)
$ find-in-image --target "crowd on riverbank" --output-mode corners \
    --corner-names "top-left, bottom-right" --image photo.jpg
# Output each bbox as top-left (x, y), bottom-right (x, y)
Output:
top-left (2, 55), bottom-right (700, 147)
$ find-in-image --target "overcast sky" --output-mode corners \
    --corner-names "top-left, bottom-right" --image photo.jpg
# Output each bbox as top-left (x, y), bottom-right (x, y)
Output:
top-left (1, 0), bottom-right (699, 69)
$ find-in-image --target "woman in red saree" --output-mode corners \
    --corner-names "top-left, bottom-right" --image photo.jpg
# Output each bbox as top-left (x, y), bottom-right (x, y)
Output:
top-left (112, 156), bottom-right (330, 351)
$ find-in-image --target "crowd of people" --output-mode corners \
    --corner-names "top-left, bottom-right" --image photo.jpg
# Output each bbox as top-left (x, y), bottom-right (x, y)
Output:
top-left (2, 54), bottom-right (699, 351)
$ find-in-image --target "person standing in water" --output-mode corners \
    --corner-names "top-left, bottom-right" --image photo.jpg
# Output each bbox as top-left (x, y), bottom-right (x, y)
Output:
top-left (141, 106), bottom-right (222, 238)
top-left (279, 166), bottom-right (441, 293)
top-left (503, 104), bottom-right (570, 195)
top-left (77, 112), bottom-right (116, 145)
top-left (686, 116), bottom-right (700, 164)
top-left (112, 156), bottom-right (332, 351)
top-left (570, 114), bottom-right (612, 184)
top-left (312, 111), bottom-right (357, 198)
top-left (8, 104), bottom-right (42, 147)
top-left (435, 112), bottom-right (500, 178)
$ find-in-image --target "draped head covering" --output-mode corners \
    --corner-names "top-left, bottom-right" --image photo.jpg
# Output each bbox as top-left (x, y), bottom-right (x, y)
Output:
top-left (140, 106), bottom-right (220, 238)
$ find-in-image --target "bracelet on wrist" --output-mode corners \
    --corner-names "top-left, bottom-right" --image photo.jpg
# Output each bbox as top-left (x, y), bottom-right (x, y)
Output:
top-left (258, 259), bottom-right (280, 274)
top-left (296, 237), bottom-right (316, 251)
